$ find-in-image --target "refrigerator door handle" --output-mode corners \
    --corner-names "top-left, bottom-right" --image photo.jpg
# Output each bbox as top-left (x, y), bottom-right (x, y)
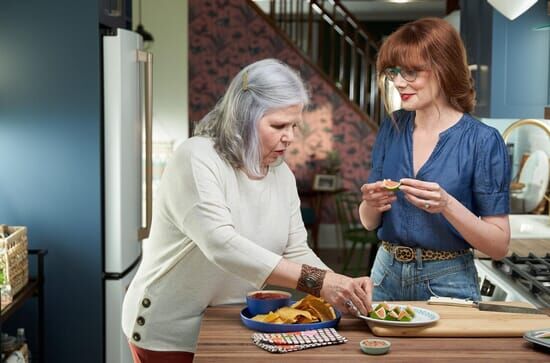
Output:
top-left (137, 50), bottom-right (153, 240)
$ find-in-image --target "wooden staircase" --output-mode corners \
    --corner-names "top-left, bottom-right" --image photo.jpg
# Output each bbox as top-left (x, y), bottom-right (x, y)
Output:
top-left (249, 0), bottom-right (382, 125)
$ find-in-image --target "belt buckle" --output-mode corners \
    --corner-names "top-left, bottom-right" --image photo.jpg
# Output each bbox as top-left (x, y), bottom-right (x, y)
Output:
top-left (394, 246), bottom-right (415, 262)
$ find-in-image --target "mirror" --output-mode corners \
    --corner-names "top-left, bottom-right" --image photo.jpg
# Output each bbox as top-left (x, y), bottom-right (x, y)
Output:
top-left (511, 150), bottom-right (549, 213)
top-left (503, 119), bottom-right (550, 214)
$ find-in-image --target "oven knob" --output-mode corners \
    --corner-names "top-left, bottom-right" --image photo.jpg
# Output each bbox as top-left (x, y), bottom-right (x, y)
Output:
top-left (480, 278), bottom-right (495, 297)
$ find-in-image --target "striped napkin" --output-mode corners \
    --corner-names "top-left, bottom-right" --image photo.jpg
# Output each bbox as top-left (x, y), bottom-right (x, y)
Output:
top-left (251, 328), bottom-right (347, 353)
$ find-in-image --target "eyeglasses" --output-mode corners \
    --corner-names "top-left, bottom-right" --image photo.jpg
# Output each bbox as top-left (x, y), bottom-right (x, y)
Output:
top-left (383, 67), bottom-right (419, 82)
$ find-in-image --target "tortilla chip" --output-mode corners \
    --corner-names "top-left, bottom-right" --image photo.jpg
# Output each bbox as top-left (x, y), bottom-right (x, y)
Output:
top-left (251, 295), bottom-right (336, 324)
top-left (276, 307), bottom-right (314, 323)
top-left (296, 315), bottom-right (315, 323)
top-left (251, 311), bottom-right (280, 323)
top-left (305, 298), bottom-right (336, 321)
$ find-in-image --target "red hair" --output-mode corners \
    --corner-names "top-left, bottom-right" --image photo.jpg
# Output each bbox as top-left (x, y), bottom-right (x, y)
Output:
top-left (377, 17), bottom-right (475, 114)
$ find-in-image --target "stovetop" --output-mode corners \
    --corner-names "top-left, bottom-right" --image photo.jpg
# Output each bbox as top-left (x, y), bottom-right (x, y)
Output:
top-left (492, 253), bottom-right (550, 307)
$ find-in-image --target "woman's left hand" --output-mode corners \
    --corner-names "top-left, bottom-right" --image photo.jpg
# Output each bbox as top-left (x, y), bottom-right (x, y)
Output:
top-left (399, 178), bottom-right (450, 214)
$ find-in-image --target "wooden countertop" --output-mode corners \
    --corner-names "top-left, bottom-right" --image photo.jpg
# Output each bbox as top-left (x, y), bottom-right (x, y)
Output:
top-left (194, 304), bottom-right (550, 362)
top-left (474, 238), bottom-right (550, 259)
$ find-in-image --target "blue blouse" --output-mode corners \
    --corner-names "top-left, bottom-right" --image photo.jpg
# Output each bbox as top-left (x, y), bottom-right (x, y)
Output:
top-left (367, 111), bottom-right (510, 251)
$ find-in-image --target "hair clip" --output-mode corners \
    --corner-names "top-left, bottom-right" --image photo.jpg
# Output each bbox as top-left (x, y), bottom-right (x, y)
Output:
top-left (242, 71), bottom-right (249, 91)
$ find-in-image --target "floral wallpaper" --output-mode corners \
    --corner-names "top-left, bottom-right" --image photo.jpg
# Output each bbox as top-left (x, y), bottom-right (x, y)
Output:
top-left (189, 0), bottom-right (376, 222)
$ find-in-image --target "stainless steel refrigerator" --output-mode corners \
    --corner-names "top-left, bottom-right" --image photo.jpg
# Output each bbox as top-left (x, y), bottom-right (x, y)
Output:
top-left (102, 28), bottom-right (153, 363)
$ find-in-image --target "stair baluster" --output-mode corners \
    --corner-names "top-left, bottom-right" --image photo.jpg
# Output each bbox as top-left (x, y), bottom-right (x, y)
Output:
top-left (257, 0), bottom-right (381, 125)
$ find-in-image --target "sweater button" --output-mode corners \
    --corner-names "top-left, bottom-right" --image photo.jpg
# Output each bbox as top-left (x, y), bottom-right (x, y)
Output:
top-left (132, 332), bottom-right (141, 342)
top-left (142, 298), bottom-right (151, 308)
top-left (136, 316), bottom-right (145, 326)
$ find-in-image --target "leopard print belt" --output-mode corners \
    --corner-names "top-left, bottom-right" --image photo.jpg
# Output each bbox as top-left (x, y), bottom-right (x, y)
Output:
top-left (381, 241), bottom-right (470, 263)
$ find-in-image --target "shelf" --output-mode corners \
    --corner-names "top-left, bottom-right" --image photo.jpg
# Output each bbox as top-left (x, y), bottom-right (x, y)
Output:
top-left (1, 278), bottom-right (39, 322)
top-left (0, 249), bottom-right (47, 363)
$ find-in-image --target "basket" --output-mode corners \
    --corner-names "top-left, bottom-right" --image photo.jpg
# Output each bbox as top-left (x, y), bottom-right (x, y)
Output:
top-left (0, 225), bottom-right (29, 297)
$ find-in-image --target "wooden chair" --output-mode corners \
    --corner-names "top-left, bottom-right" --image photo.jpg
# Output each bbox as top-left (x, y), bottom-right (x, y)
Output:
top-left (335, 191), bottom-right (379, 277)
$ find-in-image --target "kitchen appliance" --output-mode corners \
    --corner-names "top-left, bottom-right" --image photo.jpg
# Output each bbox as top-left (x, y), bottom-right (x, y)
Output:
top-left (474, 254), bottom-right (550, 309)
top-left (102, 28), bottom-right (153, 363)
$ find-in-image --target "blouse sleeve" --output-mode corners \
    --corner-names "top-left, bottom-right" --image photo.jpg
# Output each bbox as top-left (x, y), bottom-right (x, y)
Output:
top-left (472, 128), bottom-right (511, 216)
top-left (165, 141), bottom-right (282, 289)
top-left (367, 116), bottom-right (392, 183)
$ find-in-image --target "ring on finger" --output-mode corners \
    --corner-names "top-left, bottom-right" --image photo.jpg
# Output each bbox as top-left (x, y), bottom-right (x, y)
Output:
top-left (424, 202), bottom-right (430, 209)
top-left (345, 300), bottom-right (361, 317)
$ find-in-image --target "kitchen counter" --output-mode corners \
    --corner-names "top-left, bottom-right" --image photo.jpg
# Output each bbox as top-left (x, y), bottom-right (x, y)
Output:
top-left (475, 238), bottom-right (550, 259)
top-left (194, 304), bottom-right (550, 362)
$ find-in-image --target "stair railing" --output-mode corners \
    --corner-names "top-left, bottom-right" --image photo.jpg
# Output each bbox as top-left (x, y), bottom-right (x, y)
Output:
top-left (266, 0), bottom-right (382, 124)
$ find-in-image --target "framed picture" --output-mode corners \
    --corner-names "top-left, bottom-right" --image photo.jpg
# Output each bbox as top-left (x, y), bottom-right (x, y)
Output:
top-left (313, 174), bottom-right (337, 191)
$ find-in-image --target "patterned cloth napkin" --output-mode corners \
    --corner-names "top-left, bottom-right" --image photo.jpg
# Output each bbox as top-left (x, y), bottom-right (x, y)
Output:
top-left (251, 328), bottom-right (347, 353)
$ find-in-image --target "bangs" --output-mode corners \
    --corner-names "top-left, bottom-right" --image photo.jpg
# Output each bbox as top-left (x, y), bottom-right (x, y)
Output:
top-left (376, 17), bottom-right (475, 113)
top-left (377, 33), bottom-right (431, 72)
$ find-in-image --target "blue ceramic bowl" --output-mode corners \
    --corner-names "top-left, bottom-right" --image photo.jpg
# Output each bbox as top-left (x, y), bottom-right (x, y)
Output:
top-left (241, 305), bottom-right (341, 333)
top-left (246, 290), bottom-right (291, 316)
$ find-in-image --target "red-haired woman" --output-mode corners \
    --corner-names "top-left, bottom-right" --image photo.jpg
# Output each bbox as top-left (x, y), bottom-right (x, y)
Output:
top-left (359, 18), bottom-right (510, 302)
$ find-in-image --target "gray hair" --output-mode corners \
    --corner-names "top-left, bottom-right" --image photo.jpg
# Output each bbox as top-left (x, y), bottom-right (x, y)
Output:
top-left (194, 58), bottom-right (310, 178)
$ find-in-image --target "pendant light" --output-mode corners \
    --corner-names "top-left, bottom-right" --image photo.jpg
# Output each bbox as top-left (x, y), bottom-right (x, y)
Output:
top-left (135, 0), bottom-right (154, 45)
top-left (487, 0), bottom-right (537, 21)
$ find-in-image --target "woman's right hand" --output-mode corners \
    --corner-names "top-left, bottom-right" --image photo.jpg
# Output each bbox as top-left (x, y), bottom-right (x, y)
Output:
top-left (320, 272), bottom-right (373, 316)
top-left (360, 181), bottom-right (397, 212)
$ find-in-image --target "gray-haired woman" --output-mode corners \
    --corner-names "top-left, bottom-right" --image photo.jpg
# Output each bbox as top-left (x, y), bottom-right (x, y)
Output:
top-left (122, 58), bottom-right (373, 363)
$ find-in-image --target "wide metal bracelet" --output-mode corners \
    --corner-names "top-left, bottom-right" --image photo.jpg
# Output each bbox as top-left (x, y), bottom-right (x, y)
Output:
top-left (296, 264), bottom-right (327, 297)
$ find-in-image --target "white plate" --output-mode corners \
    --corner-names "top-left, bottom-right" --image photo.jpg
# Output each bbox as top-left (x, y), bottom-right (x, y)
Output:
top-left (358, 304), bottom-right (440, 327)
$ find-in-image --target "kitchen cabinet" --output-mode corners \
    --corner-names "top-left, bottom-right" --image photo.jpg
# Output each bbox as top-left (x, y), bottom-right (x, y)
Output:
top-left (460, 0), bottom-right (493, 117)
top-left (460, 0), bottom-right (549, 119)
top-left (98, 0), bottom-right (132, 30)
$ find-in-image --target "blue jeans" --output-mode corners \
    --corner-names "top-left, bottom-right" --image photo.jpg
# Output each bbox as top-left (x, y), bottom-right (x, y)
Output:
top-left (371, 246), bottom-right (481, 302)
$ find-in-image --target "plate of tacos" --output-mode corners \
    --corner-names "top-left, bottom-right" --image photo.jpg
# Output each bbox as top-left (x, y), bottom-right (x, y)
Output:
top-left (240, 295), bottom-right (341, 332)
top-left (358, 302), bottom-right (439, 327)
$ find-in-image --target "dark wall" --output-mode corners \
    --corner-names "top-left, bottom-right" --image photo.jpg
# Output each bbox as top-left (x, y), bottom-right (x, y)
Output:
top-left (461, 0), bottom-right (550, 118)
top-left (0, 1), bottom-right (103, 362)
top-left (360, 20), bottom-right (408, 43)
top-left (490, 0), bottom-right (549, 118)
top-left (460, 0), bottom-right (494, 117)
